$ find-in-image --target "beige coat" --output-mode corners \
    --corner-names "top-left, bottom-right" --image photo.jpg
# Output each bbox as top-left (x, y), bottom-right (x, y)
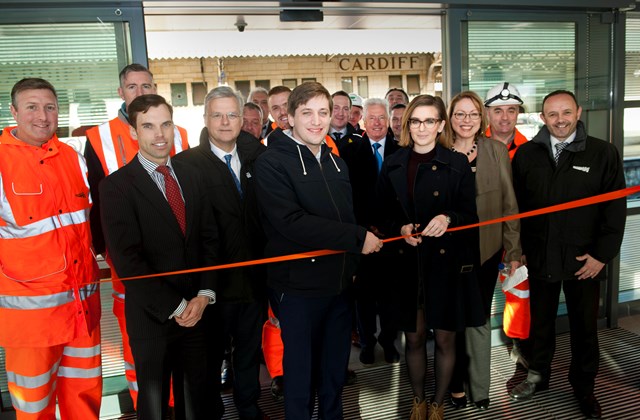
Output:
top-left (475, 137), bottom-right (522, 265)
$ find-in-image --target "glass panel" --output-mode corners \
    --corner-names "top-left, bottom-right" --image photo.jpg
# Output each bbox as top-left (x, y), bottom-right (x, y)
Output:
top-left (466, 21), bottom-right (575, 114)
top-left (0, 22), bottom-right (126, 152)
top-left (358, 76), bottom-right (369, 98)
top-left (619, 213), bottom-right (640, 302)
top-left (342, 76), bottom-right (353, 93)
top-left (625, 16), bottom-right (640, 101)
top-left (0, 21), bottom-right (131, 401)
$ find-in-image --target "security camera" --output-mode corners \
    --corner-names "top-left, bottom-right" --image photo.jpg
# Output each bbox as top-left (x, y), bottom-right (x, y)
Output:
top-left (235, 18), bottom-right (247, 32)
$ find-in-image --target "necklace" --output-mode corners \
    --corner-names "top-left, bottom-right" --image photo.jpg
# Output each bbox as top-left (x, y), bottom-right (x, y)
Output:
top-left (451, 140), bottom-right (477, 156)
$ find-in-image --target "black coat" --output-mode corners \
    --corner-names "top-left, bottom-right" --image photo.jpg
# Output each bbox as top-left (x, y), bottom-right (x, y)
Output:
top-left (254, 129), bottom-right (367, 297)
top-left (100, 156), bottom-right (219, 340)
top-left (342, 132), bottom-right (400, 228)
top-left (375, 145), bottom-right (485, 332)
top-left (512, 122), bottom-right (626, 282)
top-left (174, 129), bottom-right (267, 303)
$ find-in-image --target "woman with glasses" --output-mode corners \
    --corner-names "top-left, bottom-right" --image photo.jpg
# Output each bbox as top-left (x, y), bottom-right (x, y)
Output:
top-left (448, 91), bottom-right (522, 412)
top-left (375, 95), bottom-right (485, 420)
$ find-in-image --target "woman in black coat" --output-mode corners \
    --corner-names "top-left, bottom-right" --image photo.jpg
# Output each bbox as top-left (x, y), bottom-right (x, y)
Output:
top-left (375, 95), bottom-right (485, 420)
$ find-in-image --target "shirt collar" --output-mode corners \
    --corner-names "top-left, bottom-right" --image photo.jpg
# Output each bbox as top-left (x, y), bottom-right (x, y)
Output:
top-left (138, 152), bottom-right (173, 176)
top-left (209, 140), bottom-right (238, 162)
top-left (550, 130), bottom-right (577, 151)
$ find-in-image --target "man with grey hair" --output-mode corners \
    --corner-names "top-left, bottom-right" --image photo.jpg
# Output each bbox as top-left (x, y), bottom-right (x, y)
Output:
top-left (248, 87), bottom-right (272, 138)
top-left (342, 97), bottom-right (400, 365)
top-left (175, 85), bottom-right (269, 419)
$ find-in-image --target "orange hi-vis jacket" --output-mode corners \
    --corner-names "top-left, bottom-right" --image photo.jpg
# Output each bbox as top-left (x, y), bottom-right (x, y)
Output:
top-left (86, 115), bottom-right (188, 296)
top-left (499, 269), bottom-right (531, 339)
top-left (0, 127), bottom-right (101, 348)
top-left (86, 114), bottom-right (188, 179)
top-left (485, 126), bottom-right (528, 160)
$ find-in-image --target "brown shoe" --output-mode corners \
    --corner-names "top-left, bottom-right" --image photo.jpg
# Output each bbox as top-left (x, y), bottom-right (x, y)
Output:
top-left (409, 397), bottom-right (427, 420)
top-left (427, 401), bottom-right (444, 420)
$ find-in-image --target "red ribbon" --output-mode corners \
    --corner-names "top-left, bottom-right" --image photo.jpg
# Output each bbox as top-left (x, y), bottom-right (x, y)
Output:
top-left (113, 185), bottom-right (639, 284)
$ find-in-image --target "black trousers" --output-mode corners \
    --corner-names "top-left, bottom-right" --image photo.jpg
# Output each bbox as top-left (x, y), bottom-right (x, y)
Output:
top-left (270, 288), bottom-right (352, 420)
top-left (129, 318), bottom-right (215, 420)
top-left (355, 255), bottom-right (397, 350)
top-left (529, 278), bottom-right (600, 396)
top-left (217, 300), bottom-right (266, 420)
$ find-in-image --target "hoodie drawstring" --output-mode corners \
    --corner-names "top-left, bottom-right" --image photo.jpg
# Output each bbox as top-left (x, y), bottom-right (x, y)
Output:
top-left (296, 145), bottom-right (308, 176)
top-left (329, 153), bottom-right (341, 173)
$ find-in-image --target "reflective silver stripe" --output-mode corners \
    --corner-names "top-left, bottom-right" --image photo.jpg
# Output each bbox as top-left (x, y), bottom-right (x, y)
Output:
top-left (127, 379), bottom-right (139, 392)
top-left (6, 360), bottom-right (60, 389)
top-left (174, 126), bottom-right (185, 152)
top-left (77, 153), bottom-right (92, 205)
top-left (58, 366), bottom-right (102, 379)
top-left (112, 292), bottom-right (126, 300)
top-left (9, 382), bottom-right (56, 414)
top-left (507, 288), bottom-right (530, 299)
top-left (0, 283), bottom-right (98, 310)
top-left (98, 121), bottom-right (120, 175)
top-left (124, 361), bottom-right (135, 371)
top-left (63, 344), bottom-right (101, 358)
top-left (0, 208), bottom-right (89, 239)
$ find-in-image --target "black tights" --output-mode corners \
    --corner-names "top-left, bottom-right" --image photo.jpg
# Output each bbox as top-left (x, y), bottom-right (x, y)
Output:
top-left (404, 309), bottom-right (457, 405)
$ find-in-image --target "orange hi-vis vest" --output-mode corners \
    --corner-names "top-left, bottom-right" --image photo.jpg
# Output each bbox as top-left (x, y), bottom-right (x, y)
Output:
top-left (485, 126), bottom-right (528, 160)
top-left (499, 270), bottom-right (531, 339)
top-left (86, 114), bottom-right (188, 178)
top-left (86, 115), bottom-right (188, 297)
top-left (0, 127), bottom-right (101, 348)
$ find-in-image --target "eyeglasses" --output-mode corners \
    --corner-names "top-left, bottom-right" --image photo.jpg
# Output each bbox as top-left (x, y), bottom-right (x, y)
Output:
top-left (409, 118), bottom-right (441, 129)
top-left (452, 112), bottom-right (481, 121)
top-left (208, 112), bottom-right (240, 121)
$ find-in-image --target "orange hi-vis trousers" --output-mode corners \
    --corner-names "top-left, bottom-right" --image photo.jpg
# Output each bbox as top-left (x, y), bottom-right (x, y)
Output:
top-left (4, 326), bottom-right (102, 420)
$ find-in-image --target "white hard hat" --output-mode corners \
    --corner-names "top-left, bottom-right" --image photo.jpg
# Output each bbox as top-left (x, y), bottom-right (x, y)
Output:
top-left (484, 82), bottom-right (524, 107)
top-left (349, 93), bottom-right (364, 108)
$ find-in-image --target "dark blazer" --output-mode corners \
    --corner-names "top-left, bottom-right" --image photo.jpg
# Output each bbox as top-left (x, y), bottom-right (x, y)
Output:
top-left (174, 128), bottom-right (266, 303)
top-left (342, 132), bottom-right (400, 228)
top-left (99, 155), bottom-right (219, 340)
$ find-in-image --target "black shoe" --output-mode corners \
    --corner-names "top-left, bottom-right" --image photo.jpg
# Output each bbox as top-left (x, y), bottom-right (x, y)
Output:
top-left (383, 345), bottom-right (400, 364)
top-left (509, 379), bottom-right (549, 400)
top-left (345, 369), bottom-right (357, 386)
top-left (270, 376), bottom-right (284, 402)
top-left (220, 359), bottom-right (233, 390)
top-left (576, 393), bottom-right (602, 419)
top-left (450, 394), bottom-right (467, 409)
top-left (474, 398), bottom-right (490, 410)
top-left (359, 346), bottom-right (375, 365)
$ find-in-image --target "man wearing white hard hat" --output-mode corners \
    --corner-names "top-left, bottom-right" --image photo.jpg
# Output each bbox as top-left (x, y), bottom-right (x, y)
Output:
top-left (348, 93), bottom-right (364, 135)
top-left (484, 82), bottom-right (528, 160)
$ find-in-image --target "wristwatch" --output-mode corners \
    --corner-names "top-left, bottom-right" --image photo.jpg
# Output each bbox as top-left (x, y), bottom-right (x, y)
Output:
top-left (444, 215), bottom-right (452, 225)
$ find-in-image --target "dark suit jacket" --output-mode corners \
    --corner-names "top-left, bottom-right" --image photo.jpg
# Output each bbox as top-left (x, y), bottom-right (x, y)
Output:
top-left (342, 132), bottom-right (400, 228)
top-left (174, 129), bottom-right (266, 303)
top-left (99, 155), bottom-right (219, 340)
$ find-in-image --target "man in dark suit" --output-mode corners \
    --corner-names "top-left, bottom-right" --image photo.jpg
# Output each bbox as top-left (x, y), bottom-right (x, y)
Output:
top-left (329, 90), bottom-right (362, 153)
top-left (100, 94), bottom-right (220, 420)
top-left (175, 86), bottom-right (269, 420)
top-left (342, 97), bottom-right (401, 365)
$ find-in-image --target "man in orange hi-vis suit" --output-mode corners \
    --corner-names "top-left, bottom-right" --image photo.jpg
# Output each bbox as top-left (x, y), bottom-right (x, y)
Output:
top-left (0, 78), bottom-right (102, 419)
top-left (85, 64), bottom-right (188, 409)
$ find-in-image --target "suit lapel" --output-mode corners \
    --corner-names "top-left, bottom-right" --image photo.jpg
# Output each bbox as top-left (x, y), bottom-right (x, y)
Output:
top-left (129, 156), bottom-right (185, 237)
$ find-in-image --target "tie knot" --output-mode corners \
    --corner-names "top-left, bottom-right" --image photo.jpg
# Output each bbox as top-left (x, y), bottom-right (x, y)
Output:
top-left (556, 142), bottom-right (568, 152)
top-left (373, 143), bottom-right (381, 151)
top-left (156, 165), bottom-right (171, 176)
top-left (224, 154), bottom-right (233, 164)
